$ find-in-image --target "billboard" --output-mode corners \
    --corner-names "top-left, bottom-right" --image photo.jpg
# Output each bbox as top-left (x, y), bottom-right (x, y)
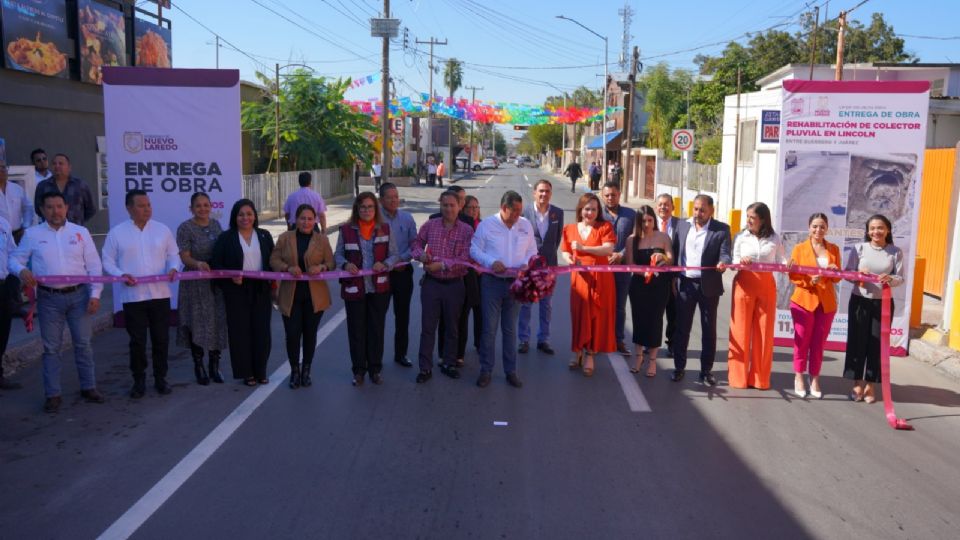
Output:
top-left (103, 67), bottom-right (242, 311)
top-left (134, 17), bottom-right (170, 68)
top-left (774, 80), bottom-right (930, 355)
top-left (1, 0), bottom-right (69, 78)
top-left (78, 0), bottom-right (126, 84)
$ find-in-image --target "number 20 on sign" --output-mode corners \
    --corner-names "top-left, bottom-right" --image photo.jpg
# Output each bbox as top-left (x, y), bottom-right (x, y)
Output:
top-left (671, 129), bottom-right (695, 153)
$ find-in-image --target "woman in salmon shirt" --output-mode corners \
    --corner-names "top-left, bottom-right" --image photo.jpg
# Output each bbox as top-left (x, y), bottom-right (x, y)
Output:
top-left (560, 193), bottom-right (616, 377)
top-left (788, 212), bottom-right (841, 399)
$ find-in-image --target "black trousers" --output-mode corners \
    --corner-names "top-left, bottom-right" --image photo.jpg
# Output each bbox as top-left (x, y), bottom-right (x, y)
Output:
top-left (346, 292), bottom-right (390, 375)
top-left (440, 270), bottom-right (480, 359)
top-left (418, 277), bottom-right (465, 370)
top-left (665, 277), bottom-right (677, 347)
top-left (672, 277), bottom-right (720, 374)
top-left (0, 278), bottom-right (12, 378)
top-left (388, 266), bottom-right (414, 361)
top-left (844, 294), bottom-right (891, 383)
top-left (123, 298), bottom-right (171, 380)
top-left (223, 283), bottom-right (273, 380)
top-left (282, 283), bottom-right (324, 366)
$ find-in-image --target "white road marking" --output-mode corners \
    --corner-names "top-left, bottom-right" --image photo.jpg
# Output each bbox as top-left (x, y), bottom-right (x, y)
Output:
top-left (606, 353), bottom-right (652, 413)
top-left (493, 421), bottom-right (509, 426)
top-left (97, 308), bottom-right (348, 540)
top-left (485, 175), bottom-right (494, 184)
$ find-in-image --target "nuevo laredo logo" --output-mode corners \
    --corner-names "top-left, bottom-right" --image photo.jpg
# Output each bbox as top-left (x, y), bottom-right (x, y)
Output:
top-left (123, 132), bottom-right (143, 153)
top-left (814, 96), bottom-right (830, 117)
top-left (123, 132), bottom-right (179, 153)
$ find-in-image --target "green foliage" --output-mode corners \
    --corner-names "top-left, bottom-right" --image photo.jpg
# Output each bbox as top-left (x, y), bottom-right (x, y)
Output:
top-left (528, 124), bottom-right (562, 153)
top-left (444, 58), bottom-right (464, 97)
top-left (516, 133), bottom-right (535, 156)
top-left (494, 130), bottom-right (507, 156)
top-left (696, 134), bottom-right (723, 165)
top-left (636, 63), bottom-right (691, 157)
top-left (241, 69), bottom-right (374, 172)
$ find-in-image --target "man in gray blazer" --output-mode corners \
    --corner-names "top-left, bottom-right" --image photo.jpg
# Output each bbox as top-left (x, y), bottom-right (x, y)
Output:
top-left (518, 179), bottom-right (563, 355)
top-left (671, 194), bottom-right (731, 386)
top-left (656, 193), bottom-right (682, 355)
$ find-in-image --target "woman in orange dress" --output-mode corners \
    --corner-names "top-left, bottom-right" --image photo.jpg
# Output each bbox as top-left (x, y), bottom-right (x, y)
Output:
top-left (560, 193), bottom-right (617, 376)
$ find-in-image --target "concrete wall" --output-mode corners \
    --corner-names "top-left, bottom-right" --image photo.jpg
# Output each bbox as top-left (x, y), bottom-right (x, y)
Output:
top-left (0, 69), bottom-right (108, 233)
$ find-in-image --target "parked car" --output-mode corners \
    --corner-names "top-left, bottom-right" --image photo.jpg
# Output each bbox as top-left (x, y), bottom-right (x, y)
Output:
top-left (481, 158), bottom-right (497, 170)
top-left (785, 150), bottom-right (798, 169)
top-left (471, 161), bottom-right (484, 171)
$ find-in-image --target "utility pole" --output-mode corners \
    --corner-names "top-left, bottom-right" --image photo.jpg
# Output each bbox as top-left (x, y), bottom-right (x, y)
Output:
top-left (465, 85), bottom-right (483, 170)
top-left (416, 37), bottom-right (448, 160)
top-left (731, 65), bottom-right (741, 213)
top-left (622, 46), bottom-right (638, 203)
top-left (275, 63), bottom-right (281, 218)
top-left (380, 0), bottom-right (392, 180)
top-left (808, 5), bottom-right (819, 80)
top-left (835, 10), bottom-right (847, 80)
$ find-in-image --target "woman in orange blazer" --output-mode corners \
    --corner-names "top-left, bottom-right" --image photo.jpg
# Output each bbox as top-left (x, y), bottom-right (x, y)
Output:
top-left (788, 213), bottom-right (841, 399)
top-left (270, 204), bottom-right (335, 389)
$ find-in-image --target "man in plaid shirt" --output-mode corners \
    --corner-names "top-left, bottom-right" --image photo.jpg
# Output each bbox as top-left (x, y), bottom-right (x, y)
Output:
top-left (410, 191), bottom-right (474, 382)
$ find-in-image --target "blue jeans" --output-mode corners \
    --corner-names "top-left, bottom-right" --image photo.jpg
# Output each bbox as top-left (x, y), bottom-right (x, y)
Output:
top-left (517, 292), bottom-right (552, 344)
top-left (479, 275), bottom-right (520, 375)
top-left (38, 287), bottom-right (95, 397)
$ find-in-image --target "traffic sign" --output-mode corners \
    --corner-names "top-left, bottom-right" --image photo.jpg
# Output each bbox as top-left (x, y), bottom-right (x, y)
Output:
top-left (672, 129), bottom-right (695, 152)
top-left (513, 125), bottom-right (528, 131)
top-left (391, 117), bottom-right (403, 134)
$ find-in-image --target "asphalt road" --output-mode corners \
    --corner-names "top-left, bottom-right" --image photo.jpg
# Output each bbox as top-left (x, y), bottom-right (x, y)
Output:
top-left (1, 165), bottom-right (959, 539)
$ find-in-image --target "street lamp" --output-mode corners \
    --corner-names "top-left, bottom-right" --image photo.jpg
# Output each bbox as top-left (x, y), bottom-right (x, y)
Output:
top-left (556, 15), bottom-right (608, 184)
top-left (274, 63), bottom-right (315, 219)
top-left (546, 82), bottom-right (567, 173)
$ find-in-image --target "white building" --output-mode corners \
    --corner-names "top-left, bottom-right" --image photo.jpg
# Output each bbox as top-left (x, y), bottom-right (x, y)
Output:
top-left (717, 63), bottom-right (960, 222)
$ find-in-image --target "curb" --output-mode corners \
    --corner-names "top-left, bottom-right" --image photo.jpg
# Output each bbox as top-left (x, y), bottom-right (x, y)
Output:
top-left (907, 337), bottom-right (960, 382)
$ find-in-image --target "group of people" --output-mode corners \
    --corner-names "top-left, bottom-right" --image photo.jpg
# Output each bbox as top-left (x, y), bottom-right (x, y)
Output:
top-left (562, 159), bottom-right (622, 193)
top-left (0, 156), bottom-right (905, 410)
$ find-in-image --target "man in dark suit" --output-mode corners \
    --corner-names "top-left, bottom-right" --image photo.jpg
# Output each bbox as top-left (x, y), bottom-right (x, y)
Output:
top-left (656, 193), bottom-right (682, 356)
top-left (517, 179), bottom-right (563, 355)
top-left (671, 194), bottom-right (731, 386)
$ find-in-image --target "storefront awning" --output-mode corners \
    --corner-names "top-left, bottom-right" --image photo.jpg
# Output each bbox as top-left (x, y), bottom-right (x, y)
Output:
top-left (585, 129), bottom-right (623, 150)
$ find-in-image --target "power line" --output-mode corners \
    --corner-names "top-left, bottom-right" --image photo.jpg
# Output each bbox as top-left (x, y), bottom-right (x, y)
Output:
top-left (248, 0), bottom-right (379, 64)
top-left (169, 1), bottom-right (267, 72)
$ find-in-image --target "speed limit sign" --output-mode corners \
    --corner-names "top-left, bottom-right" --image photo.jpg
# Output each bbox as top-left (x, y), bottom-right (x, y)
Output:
top-left (672, 129), bottom-right (695, 152)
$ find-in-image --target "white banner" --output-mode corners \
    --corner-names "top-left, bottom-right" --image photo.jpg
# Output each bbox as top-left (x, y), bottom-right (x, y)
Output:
top-left (103, 67), bottom-right (242, 311)
top-left (774, 80), bottom-right (930, 355)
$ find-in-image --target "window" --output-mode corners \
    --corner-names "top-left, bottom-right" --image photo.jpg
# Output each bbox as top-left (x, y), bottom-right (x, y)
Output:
top-left (738, 120), bottom-right (757, 164)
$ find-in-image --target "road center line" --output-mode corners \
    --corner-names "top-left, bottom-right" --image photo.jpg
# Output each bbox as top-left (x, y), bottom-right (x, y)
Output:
top-left (606, 353), bottom-right (653, 413)
top-left (97, 308), bottom-right (348, 540)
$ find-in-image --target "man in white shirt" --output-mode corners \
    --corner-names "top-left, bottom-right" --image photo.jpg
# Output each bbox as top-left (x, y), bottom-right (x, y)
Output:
top-left (671, 194), bottom-right (731, 386)
top-left (655, 193), bottom-right (682, 356)
top-left (31, 148), bottom-right (52, 185)
top-left (0, 159), bottom-right (33, 242)
top-left (10, 192), bottom-right (105, 413)
top-left (469, 190), bottom-right (538, 389)
top-left (371, 160), bottom-right (383, 191)
top-left (102, 190), bottom-right (180, 398)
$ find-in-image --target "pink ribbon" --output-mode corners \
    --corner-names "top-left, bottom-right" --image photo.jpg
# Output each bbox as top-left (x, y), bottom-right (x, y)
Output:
top-left (24, 261), bottom-right (910, 430)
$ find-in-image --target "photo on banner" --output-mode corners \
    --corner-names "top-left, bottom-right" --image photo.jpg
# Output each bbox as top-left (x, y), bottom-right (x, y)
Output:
top-left (134, 17), bottom-right (171, 68)
top-left (1, 0), bottom-right (70, 78)
top-left (774, 80), bottom-right (930, 355)
top-left (78, 0), bottom-right (126, 84)
top-left (102, 67), bottom-right (243, 313)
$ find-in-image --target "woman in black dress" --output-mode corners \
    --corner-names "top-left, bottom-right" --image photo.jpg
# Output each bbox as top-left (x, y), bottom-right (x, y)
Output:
top-left (210, 199), bottom-right (276, 386)
top-left (625, 204), bottom-right (674, 377)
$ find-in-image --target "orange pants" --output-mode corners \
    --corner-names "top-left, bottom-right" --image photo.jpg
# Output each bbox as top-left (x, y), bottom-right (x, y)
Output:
top-left (727, 271), bottom-right (776, 389)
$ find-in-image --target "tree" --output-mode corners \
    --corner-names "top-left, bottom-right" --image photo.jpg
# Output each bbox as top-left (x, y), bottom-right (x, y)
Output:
top-left (443, 58), bottom-right (463, 99)
top-left (241, 69), bottom-right (374, 171)
top-left (813, 12), bottom-right (915, 64)
top-left (528, 124), bottom-right (562, 153)
top-left (636, 63), bottom-right (690, 156)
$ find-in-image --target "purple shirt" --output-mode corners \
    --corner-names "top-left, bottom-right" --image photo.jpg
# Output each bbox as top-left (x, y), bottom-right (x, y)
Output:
top-left (411, 217), bottom-right (474, 279)
top-left (283, 187), bottom-right (327, 225)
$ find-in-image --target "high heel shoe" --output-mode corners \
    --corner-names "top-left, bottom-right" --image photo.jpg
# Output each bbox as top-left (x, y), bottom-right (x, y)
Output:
top-left (569, 351), bottom-right (584, 370)
top-left (793, 377), bottom-right (807, 398)
top-left (863, 384), bottom-right (876, 404)
top-left (582, 353), bottom-right (595, 377)
top-left (630, 352), bottom-right (643, 374)
top-left (645, 352), bottom-right (657, 378)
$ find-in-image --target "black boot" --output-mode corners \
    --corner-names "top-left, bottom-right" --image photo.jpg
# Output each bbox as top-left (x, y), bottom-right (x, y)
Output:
top-left (191, 344), bottom-right (210, 386)
top-left (208, 350), bottom-right (224, 383)
top-left (288, 360), bottom-right (301, 389)
top-left (301, 363), bottom-right (312, 387)
top-left (130, 375), bottom-right (146, 399)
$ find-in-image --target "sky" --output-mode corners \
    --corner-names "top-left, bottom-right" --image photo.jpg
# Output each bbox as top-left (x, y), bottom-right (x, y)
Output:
top-left (160, 0), bottom-right (959, 108)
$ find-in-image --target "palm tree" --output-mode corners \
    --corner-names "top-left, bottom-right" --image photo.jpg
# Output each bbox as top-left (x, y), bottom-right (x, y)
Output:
top-left (443, 58), bottom-right (463, 169)
top-left (443, 58), bottom-right (463, 99)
